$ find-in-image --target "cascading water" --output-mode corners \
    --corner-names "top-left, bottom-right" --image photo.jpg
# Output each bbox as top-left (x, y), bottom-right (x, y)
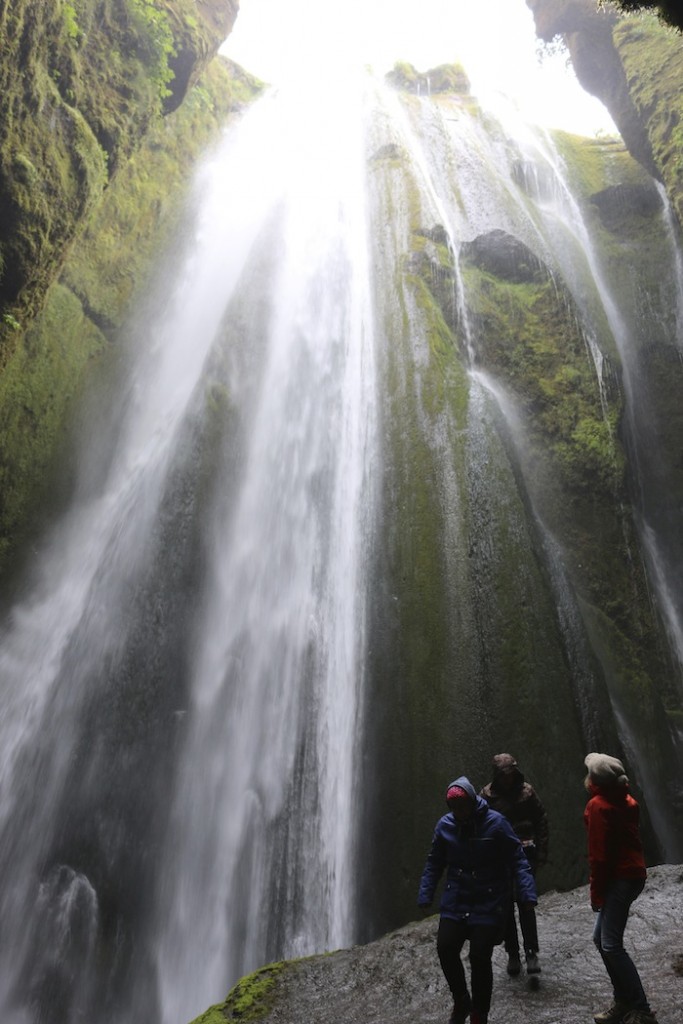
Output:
top-left (360, 74), bottom-right (683, 914)
top-left (407, 86), bottom-right (683, 820)
top-left (152, 75), bottom-right (378, 1023)
top-left (0, 40), bottom-right (682, 1024)
top-left (0, 74), bottom-right (376, 1024)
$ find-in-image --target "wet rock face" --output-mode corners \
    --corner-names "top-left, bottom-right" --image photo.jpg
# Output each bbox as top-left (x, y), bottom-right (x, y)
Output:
top-left (165, 0), bottom-right (239, 112)
top-left (590, 182), bottom-right (662, 232)
top-left (524, 0), bottom-right (659, 177)
top-left (526, 2), bottom-right (683, 228)
top-left (525, 1), bottom-right (683, 196)
top-left (526, 0), bottom-right (610, 41)
top-left (199, 864), bottom-right (683, 1024)
top-left (461, 230), bottom-right (548, 285)
top-left (0, 0), bottom-right (238, 316)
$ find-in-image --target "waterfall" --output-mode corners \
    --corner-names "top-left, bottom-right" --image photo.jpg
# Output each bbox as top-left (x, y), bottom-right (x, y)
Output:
top-left (153, 74), bottom-right (378, 1023)
top-left (0, 57), bottom-right (682, 1024)
top-left (0, 75), bottom-right (377, 1024)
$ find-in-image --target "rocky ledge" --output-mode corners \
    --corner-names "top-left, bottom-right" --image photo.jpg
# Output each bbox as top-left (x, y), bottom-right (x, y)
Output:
top-left (194, 864), bottom-right (682, 1024)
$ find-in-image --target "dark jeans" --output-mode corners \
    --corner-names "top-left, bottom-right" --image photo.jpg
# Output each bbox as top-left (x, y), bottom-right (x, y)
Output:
top-left (506, 847), bottom-right (539, 957)
top-left (505, 900), bottom-right (539, 957)
top-left (437, 918), bottom-right (499, 1016)
top-left (593, 878), bottom-right (650, 1012)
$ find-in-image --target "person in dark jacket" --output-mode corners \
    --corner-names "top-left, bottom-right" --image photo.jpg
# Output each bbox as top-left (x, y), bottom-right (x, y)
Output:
top-left (584, 752), bottom-right (655, 1024)
top-left (418, 776), bottom-right (537, 1024)
top-left (479, 753), bottom-right (548, 977)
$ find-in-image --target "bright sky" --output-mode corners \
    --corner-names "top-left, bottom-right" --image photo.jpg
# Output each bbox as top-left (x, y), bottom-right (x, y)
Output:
top-left (221, 0), bottom-right (617, 136)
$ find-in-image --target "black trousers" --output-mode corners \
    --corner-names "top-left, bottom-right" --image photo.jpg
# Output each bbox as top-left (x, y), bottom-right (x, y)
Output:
top-left (436, 918), bottom-right (499, 1015)
top-left (504, 899), bottom-right (539, 956)
top-left (505, 856), bottom-right (539, 956)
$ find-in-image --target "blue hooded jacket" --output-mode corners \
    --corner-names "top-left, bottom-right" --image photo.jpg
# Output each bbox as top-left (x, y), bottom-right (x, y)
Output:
top-left (417, 776), bottom-right (537, 928)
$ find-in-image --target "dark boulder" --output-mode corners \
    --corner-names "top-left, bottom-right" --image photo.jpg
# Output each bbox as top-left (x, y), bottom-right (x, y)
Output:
top-left (460, 230), bottom-right (548, 284)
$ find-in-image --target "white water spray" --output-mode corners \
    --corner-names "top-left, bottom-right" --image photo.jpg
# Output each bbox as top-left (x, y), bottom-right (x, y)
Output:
top-left (0, 75), bottom-right (378, 1024)
top-left (152, 74), bottom-right (378, 1022)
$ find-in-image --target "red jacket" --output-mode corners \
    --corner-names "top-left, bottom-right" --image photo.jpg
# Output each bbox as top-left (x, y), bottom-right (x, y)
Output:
top-left (583, 782), bottom-right (646, 909)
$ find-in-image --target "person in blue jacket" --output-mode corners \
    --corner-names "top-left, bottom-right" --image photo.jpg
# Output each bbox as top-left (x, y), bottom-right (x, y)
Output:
top-left (418, 776), bottom-right (538, 1024)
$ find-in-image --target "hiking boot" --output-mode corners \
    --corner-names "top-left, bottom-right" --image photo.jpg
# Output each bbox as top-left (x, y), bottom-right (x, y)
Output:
top-left (448, 1004), bottom-right (470, 1024)
top-left (623, 1011), bottom-right (657, 1024)
top-left (506, 954), bottom-right (522, 976)
top-left (593, 1003), bottom-right (630, 1024)
top-left (525, 952), bottom-right (541, 974)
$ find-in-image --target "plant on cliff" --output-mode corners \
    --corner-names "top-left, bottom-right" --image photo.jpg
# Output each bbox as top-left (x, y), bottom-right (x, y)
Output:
top-left (126, 0), bottom-right (177, 101)
top-left (62, 2), bottom-right (83, 41)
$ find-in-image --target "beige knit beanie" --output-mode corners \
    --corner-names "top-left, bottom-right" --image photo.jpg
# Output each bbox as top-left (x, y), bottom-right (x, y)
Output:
top-left (584, 752), bottom-right (629, 787)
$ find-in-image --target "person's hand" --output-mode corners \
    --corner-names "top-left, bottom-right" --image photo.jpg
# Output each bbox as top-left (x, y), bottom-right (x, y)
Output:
top-left (591, 903), bottom-right (602, 913)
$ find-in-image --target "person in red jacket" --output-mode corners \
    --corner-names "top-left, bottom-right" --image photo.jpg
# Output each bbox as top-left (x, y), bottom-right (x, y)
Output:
top-left (583, 752), bottom-right (655, 1024)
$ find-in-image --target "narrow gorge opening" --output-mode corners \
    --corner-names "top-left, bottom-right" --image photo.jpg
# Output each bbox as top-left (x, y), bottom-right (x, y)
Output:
top-left (0, 4), bottom-right (681, 1024)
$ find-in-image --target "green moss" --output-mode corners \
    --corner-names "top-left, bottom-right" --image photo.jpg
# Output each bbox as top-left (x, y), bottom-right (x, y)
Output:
top-left (62, 2), bottom-right (83, 41)
top-left (0, 0), bottom-right (239, 338)
top-left (127, 0), bottom-right (177, 101)
top-left (0, 53), bottom-right (263, 575)
top-left (454, 237), bottom-right (675, 785)
top-left (461, 264), bottom-right (624, 496)
top-left (0, 55), bottom-right (262, 575)
top-left (577, 595), bottom-right (675, 745)
top-left (613, 14), bottom-right (683, 222)
top-left (552, 131), bottom-right (648, 201)
top-left (188, 963), bottom-right (286, 1023)
top-left (0, 283), bottom-right (105, 570)
top-left (188, 1004), bottom-right (229, 1024)
top-left (61, 58), bottom-right (263, 330)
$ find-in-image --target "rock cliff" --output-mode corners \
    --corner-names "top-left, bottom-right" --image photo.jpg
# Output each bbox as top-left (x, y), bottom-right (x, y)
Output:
top-left (0, 1), bottom-right (255, 577)
top-left (0, 0), bottom-right (238, 325)
top-left (526, 0), bottom-right (683, 223)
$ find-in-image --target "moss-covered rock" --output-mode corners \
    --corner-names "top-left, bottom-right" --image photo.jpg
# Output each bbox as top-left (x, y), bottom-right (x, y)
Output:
top-left (189, 963), bottom-right (286, 1024)
top-left (0, 54), bottom-right (263, 577)
top-left (0, 282), bottom-right (106, 573)
top-left (61, 56), bottom-right (263, 335)
top-left (526, 1), bottom-right (683, 223)
top-left (360, 139), bottom-right (600, 935)
top-left (460, 230), bottom-right (548, 284)
top-left (385, 61), bottom-right (470, 95)
top-left (366, 106), bottom-right (683, 906)
top-left (613, 14), bottom-right (683, 224)
top-left (0, 0), bottom-right (238, 331)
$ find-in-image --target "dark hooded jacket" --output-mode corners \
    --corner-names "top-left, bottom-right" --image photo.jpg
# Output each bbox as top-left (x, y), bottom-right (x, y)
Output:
top-left (418, 776), bottom-right (537, 929)
top-left (479, 754), bottom-right (549, 868)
